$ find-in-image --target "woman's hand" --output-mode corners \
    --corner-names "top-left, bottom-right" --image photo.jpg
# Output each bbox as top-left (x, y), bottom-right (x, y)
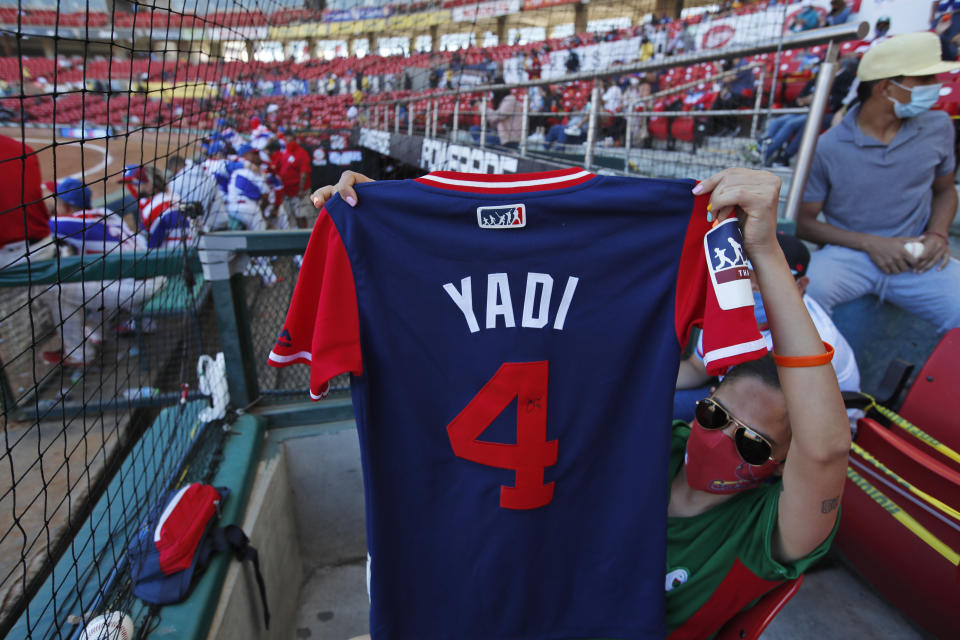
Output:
top-left (693, 168), bottom-right (782, 258)
top-left (310, 170), bottom-right (375, 209)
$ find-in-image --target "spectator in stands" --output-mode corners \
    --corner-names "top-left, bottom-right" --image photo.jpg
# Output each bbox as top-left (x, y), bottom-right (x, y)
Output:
top-left (790, 4), bottom-right (821, 32)
top-left (797, 33), bottom-right (960, 335)
top-left (42, 178), bottom-right (162, 366)
top-left (543, 99), bottom-right (591, 150)
top-left (934, 10), bottom-right (960, 61)
top-left (712, 58), bottom-right (754, 136)
top-left (666, 24), bottom-right (695, 55)
top-left (871, 16), bottom-right (891, 44)
top-left (166, 155), bottom-right (228, 232)
top-left (624, 75), bottom-right (653, 148)
top-left (675, 232), bottom-right (860, 421)
top-left (565, 49), bottom-right (580, 74)
top-left (759, 79), bottom-right (816, 167)
top-left (759, 56), bottom-right (858, 166)
top-left (0, 135), bottom-right (52, 269)
top-left (602, 77), bottom-right (623, 113)
top-left (473, 81), bottom-right (522, 149)
top-left (824, 0), bottom-right (851, 26)
top-left (119, 164), bottom-right (188, 249)
top-left (640, 35), bottom-right (655, 62)
top-left (601, 77), bottom-right (625, 144)
top-left (524, 49), bottom-right (542, 81)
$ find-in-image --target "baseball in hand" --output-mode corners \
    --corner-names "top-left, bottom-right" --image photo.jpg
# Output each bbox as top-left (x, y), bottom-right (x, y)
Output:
top-left (904, 241), bottom-right (924, 259)
top-left (80, 612), bottom-right (134, 640)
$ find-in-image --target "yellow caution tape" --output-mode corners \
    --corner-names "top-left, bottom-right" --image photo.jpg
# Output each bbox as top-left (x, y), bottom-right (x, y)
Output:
top-left (851, 442), bottom-right (960, 523)
top-left (846, 466), bottom-right (960, 566)
top-left (869, 403), bottom-right (960, 467)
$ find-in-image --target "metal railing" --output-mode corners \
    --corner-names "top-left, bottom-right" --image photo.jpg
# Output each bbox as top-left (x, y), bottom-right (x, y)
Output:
top-left (359, 21), bottom-right (868, 215)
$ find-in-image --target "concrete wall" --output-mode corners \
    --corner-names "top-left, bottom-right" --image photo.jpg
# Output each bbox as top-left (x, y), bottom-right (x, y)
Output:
top-left (206, 443), bottom-right (302, 640)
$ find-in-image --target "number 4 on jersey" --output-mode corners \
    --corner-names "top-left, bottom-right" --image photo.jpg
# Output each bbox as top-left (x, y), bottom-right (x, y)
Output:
top-left (446, 361), bottom-right (558, 510)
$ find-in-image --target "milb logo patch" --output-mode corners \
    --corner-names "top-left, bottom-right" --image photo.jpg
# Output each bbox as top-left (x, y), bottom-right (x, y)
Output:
top-left (477, 204), bottom-right (526, 229)
top-left (704, 218), bottom-right (752, 310)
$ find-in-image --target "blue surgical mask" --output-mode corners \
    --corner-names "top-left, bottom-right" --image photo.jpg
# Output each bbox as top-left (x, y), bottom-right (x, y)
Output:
top-left (889, 81), bottom-right (942, 119)
top-left (752, 290), bottom-right (767, 326)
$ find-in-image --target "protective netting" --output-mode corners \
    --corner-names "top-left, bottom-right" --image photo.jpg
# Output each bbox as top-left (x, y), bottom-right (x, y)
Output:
top-left (0, 0), bottom-right (879, 636)
top-left (0, 0), bottom-right (327, 636)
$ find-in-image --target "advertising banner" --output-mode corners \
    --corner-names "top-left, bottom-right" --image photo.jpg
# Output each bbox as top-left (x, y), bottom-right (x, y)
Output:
top-left (452, 0), bottom-right (520, 23)
top-left (325, 6), bottom-right (391, 22)
top-left (357, 128), bottom-right (559, 174)
top-left (523, 0), bottom-right (578, 10)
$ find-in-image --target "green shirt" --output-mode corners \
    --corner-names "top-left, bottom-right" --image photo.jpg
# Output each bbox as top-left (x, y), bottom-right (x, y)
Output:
top-left (664, 422), bottom-right (837, 637)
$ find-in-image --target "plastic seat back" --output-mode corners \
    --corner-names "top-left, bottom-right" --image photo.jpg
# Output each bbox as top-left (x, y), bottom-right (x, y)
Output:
top-left (714, 575), bottom-right (804, 640)
top-left (898, 328), bottom-right (960, 442)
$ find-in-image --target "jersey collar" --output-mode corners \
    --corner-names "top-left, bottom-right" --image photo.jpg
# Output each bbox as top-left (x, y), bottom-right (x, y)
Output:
top-left (414, 167), bottom-right (596, 194)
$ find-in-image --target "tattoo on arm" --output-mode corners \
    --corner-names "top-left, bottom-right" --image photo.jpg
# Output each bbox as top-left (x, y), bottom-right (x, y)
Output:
top-left (820, 496), bottom-right (840, 514)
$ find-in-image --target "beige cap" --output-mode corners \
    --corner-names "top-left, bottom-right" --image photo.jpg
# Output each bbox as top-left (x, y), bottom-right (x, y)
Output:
top-left (858, 32), bottom-right (960, 81)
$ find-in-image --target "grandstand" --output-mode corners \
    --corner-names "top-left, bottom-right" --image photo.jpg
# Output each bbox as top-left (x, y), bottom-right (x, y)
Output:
top-left (0, 0), bottom-right (953, 636)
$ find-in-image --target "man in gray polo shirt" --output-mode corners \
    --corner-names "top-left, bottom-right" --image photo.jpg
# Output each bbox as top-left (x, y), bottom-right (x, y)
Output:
top-left (797, 32), bottom-right (960, 334)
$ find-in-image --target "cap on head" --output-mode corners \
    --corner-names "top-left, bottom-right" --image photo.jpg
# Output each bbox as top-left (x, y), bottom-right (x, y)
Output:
top-left (858, 32), bottom-right (960, 81)
top-left (776, 232), bottom-right (810, 279)
top-left (236, 143), bottom-right (256, 156)
top-left (52, 177), bottom-right (91, 209)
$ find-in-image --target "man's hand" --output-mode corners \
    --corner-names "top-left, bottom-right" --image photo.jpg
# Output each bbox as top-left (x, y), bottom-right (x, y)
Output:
top-left (862, 235), bottom-right (916, 274)
top-left (915, 233), bottom-right (952, 273)
top-left (310, 170), bottom-right (375, 209)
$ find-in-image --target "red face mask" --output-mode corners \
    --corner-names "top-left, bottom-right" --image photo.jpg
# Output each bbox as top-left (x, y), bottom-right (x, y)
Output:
top-left (684, 422), bottom-right (780, 494)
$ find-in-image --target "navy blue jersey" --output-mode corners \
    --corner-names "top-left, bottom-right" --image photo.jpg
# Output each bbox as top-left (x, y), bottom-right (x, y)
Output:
top-left (270, 168), bottom-right (764, 639)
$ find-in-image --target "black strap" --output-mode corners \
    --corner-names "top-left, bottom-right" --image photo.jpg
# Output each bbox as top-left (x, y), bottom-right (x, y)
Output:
top-left (210, 525), bottom-right (271, 629)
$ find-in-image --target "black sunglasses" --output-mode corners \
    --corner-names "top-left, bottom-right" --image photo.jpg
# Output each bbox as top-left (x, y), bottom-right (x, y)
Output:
top-left (694, 397), bottom-right (780, 466)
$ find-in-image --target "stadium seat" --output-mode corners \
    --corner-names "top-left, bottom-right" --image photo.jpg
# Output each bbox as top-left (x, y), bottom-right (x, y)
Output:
top-left (714, 576), bottom-right (805, 640)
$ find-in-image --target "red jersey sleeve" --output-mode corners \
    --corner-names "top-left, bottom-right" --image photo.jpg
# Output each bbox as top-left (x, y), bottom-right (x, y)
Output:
top-left (268, 209), bottom-right (363, 399)
top-left (675, 196), bottom-right (767, 376)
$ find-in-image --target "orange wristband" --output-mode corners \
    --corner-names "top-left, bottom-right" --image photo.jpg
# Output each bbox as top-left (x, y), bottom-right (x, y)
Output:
top-left (772, 341), bottom-right (834, 368)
